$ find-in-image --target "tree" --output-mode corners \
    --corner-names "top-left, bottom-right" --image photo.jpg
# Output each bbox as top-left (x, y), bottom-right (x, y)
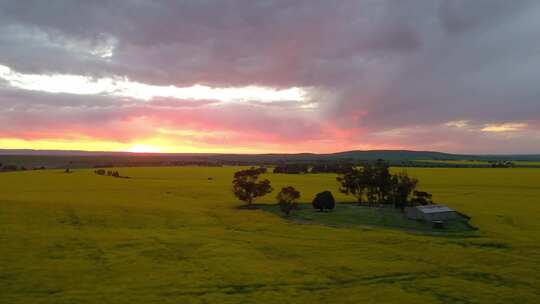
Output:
top-left (337, 167), bottom-right (368, 205)
top-left (276, 186), bottom-right (301, 216)
top-left (337, 161), bottom-right (394, 206)
top-left (312, 191), bottom-right (335, 212)
top-left (232, 167), bottom-right (273, 206)
top-left (390, 171), bottom-right (418, 209)
top-left (373, 160), bottom-right (392, 203)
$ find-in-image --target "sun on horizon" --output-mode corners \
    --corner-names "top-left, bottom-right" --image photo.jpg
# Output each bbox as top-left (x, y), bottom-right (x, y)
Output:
top-left (127, 144), bottom-right (163, 153)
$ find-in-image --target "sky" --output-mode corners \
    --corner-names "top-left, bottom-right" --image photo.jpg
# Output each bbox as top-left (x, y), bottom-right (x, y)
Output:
top-left (0, 0), bottom-right (539, 154)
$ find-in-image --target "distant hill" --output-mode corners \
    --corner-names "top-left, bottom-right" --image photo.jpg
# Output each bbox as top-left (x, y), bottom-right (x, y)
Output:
top-left (0, 148), bottom-right (539, 160)
top-left (1, 149), bottom-right (540, 169)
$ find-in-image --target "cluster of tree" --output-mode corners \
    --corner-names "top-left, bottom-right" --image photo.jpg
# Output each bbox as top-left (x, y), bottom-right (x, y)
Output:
top-left (273, 164), bottom-right (309, 174)
top-left (232, 168), bottom-right (337, 216)
top-left (337, 161), bottom-right (432, 209)
top-left (275, 187), bottom-right (336, 215)
top-left (94, 169), bottom-right (128, 178)
top-left (233, 162), bottom-right (433, 216)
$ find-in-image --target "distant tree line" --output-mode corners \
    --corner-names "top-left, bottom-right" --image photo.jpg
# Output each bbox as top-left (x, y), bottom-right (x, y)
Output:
top-left (0, 164), bottom-right (30, 172)
top-left (94, 169), bottom-right (129, 178)
top-left (272, 159), bottom-right (525, 172)
top-left (273, 164), bottom-right (310, 174)
top-left (273, 162), bottom-right (355, 174)
top-left (311, 163), bottom-right (354, 174)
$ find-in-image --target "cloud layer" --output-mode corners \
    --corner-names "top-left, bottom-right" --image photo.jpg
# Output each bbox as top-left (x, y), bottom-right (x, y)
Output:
top-left (1, 0), bottom-right (539, 153)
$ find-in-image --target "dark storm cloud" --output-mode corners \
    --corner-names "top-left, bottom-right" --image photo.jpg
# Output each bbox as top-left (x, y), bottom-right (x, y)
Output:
top-left (0, 0), bottom-right (539, 153)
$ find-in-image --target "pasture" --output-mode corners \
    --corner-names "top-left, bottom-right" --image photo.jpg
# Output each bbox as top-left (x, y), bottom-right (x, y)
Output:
top-left (1, 167), bottom-right (539, 303)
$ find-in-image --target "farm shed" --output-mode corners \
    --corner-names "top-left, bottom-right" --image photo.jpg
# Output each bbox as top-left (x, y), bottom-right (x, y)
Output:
top-left (405, 205), bottom-right (466, 221)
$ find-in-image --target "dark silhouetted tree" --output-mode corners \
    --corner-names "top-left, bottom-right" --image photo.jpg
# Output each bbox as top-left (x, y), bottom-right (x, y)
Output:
top-left (337, 167), bottom-right (368, 205)
top-left (390, 171), bottom-right (418, 209)
top-left (373, 160), bottom-right (392, 203)
top-left (276, 186), bottom-right (301, 216)
top-left (337, 161), bottom-right (392, 206)
top-left (312, 191), bottom-right (335, 212)
top-left (232, 167), bottom-right (273, 206)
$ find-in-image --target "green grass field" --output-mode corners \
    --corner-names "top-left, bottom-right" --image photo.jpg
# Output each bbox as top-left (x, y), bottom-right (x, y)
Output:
top-left (1, 167), bottom-right (540, 303)
top-left (260, 203), bottom-right (475, 233)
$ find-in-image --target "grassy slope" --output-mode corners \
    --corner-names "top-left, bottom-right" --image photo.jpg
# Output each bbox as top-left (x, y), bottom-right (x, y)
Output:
top-left (1, 167), bottom-right (539, 303)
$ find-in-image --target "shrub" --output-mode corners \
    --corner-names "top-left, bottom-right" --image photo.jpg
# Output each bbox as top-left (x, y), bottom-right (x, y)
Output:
top-left (95, 169), bottom-right (106, 175)
top-left (312, 191), bottom-right (335, 212)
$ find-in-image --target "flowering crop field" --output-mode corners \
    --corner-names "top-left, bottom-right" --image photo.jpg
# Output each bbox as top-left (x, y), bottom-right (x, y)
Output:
top-left (1, 167), bottom-right (539, 303)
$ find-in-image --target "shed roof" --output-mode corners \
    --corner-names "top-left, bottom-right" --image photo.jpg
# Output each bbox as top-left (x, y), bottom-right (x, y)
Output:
top-left (416, 205), bottom-right (454, 214)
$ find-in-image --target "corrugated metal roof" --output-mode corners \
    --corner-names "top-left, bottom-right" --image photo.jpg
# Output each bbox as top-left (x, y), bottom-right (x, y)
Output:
top-left (416, 205), bottom-right (455, 214)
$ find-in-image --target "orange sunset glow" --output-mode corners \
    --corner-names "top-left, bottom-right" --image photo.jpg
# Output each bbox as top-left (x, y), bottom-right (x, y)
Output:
top-left (0, 1), bottom-right (538, 154)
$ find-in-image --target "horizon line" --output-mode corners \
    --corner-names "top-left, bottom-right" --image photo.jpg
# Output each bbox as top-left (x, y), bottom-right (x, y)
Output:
top-left (1, 148), bottom-right (539, 157)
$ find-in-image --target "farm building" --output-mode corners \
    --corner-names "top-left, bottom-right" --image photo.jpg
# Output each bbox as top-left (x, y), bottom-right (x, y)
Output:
top-left (405, 205), bottom-right (468, 222)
